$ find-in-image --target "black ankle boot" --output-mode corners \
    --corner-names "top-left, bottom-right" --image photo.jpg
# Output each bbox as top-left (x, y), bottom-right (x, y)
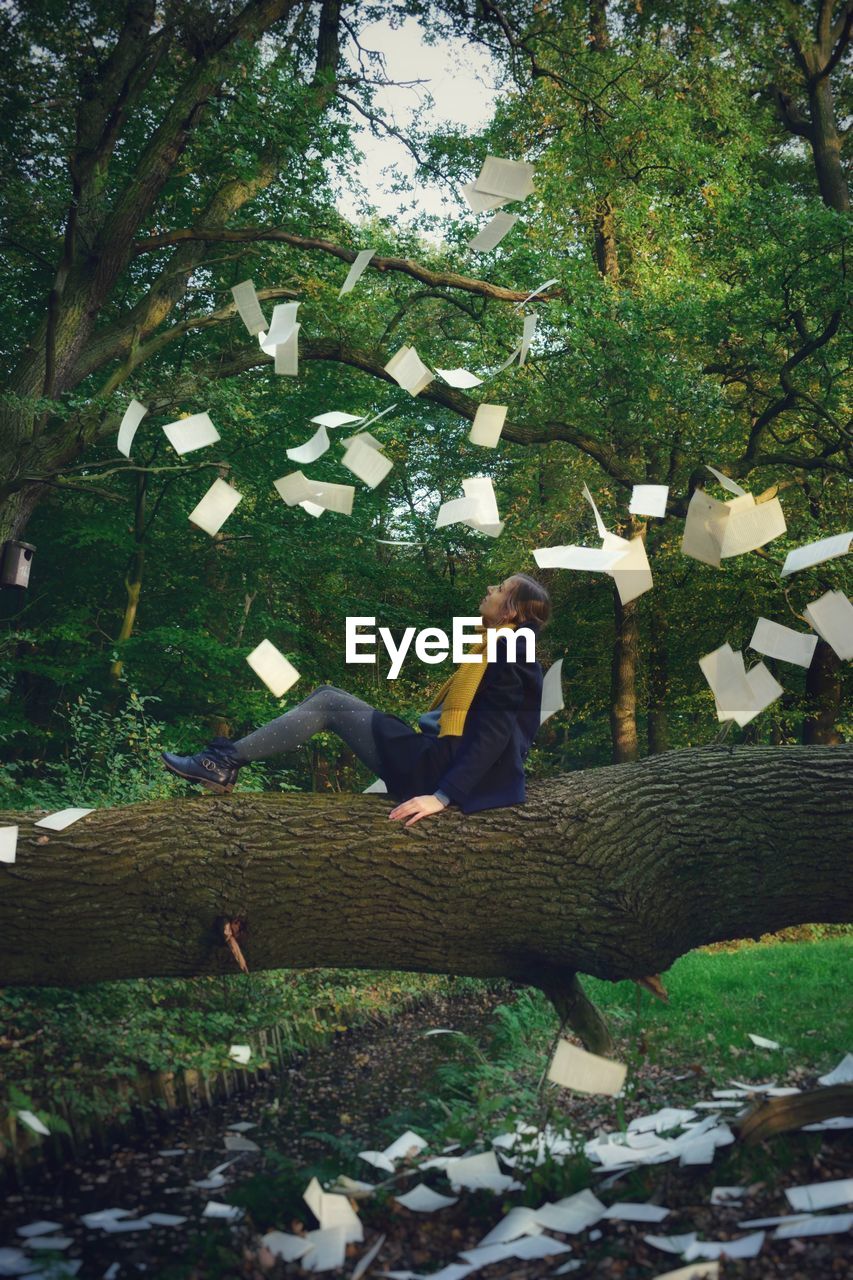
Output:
top-left (161, 737), bottom-right (243, 793)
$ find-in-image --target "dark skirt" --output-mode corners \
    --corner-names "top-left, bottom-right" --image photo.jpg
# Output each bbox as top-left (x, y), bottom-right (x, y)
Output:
top-left (371, 709), bottom-right (458, 801)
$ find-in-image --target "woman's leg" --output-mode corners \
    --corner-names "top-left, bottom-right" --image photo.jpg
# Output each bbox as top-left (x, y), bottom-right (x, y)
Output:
top-left (233, 686), bottom-right (385, 777)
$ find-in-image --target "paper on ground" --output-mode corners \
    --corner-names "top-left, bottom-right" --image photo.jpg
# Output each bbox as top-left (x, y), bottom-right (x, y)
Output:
top-left (117, 399), bottom-right (148, 457)
top-left (469, 211), bottom-right (518, 253)
top-left (34, 808), bottom-right (93, 831)
top-left (651, 1266), bottom-right (719, 1280)
top-left (601, 1203), bottom-right (670, 1222)
top-left (339, 249), bottom-right (376, 298)
top-left (630, 485), bottom-right (669, 518)
top-left (342, 436), bottom-right (393, 488)
top-left (301, 1226), bottom-right (347, 1271)
top-left (435, 367), bottom-right (483, 389)
top-left (775, 1212), bottom-right (853, 1238)
top-left (785, 1177), bottom-right (853, 1212)
top-left (781, 530), bottom-right (852, 577)
top-left (644, 1233), bottom-right (698, 1255)
top-left (474, 156), bottom-right (535, 202)
top-left (476, 1206), bottom-right (543, 1246)
top-left (548, 1039), bottom-right (627, 1095)
top-left (0, 826), bottom-right (17, 864)
top-left (748, 1033), bottom-right (780, 1050)
top-left (311, 411), bottom-right (364, 429)
top-left (202, 1201), bottom-right (243, 1222)
top-left (534, 1189), bottom-right (605, 1233)
top-left (188, 479), bottom-right (242, 536)
top-left (162, 412), bottom-right (220, 456)
top-left (16, 1223), bottom-right (62, 1239)
top-left (469, 404), bottom-right (507, 447)
top-left (26, 1236), bottom-right (73, 1250)
top-left (444, 1150), bottom-right (518, 1193)
top-left (540, 658), bottom-right (564, 726)
top-left (351, 1233), bottom-right (386, 1280)
top-left (287, 425), bottom-right (330, 465)
top-left (683, 1232), bottom-right (765, 1261)
top-left (384, 345), bottom-right (433, 396)
top-left (228, 1044), bottom-right (251, 1065)
top-left (143, 1213), bottom-right (187, 1227)
top-left (395, 1184), bottom-right (457, 1212)
top-left (303, 1175), bottom-right (363, 1243)
top-left (749, 618), bottom-right (817, 668)
top-left (230, 280), bottom-right (267, 335)
top-left (261, 1231), bottom-right (313, 1261)
top-left (461, 1237), bottom-right (571, 1266)
top-left (381, 1130), bottom-right (428, 1162)
top-left (533, 545), bottom-right (624, 572)
top-left (804, 591), bottom-right (853, 660)
top-left (818, 1053), bottom-right (853, 1085)
top-left (710, 1187), bottom-right (746, 1204)
top-left (245, 640), bottom-right (299, 698)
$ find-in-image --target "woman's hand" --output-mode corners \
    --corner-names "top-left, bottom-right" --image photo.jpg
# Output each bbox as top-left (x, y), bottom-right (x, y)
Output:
top-left (388, 794), bottom-right (447, 828)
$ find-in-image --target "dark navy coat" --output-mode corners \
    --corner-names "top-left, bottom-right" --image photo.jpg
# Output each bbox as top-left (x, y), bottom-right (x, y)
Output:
top-left (372, 634), bottom-right (544, 814)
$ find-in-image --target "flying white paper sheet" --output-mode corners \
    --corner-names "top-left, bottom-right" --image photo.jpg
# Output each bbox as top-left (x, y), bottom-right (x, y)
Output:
top-left (34, 808), bottom-right (94, 831)
top-left (17, 1110), bottom-right (50, 1136)
top-left (469, 211), bottom-right (518, 253)
top-left (606, 534), bottom-right (654, 605)
top-left (785, 1178), bottom-right (853, 1212)
top-left (519, 313), bottom-right (537, 365)
top-left (259, 302), bottom-right (300, 355)
top-left (515, 278), bottom-right (558, 311)
top-left (117, 399), bottom-right (148, 458)
top-left (274, 471), bottom-right (354, 516)
top-left (699, 645), bottom-right (755, 720)
top-left (162, 412), bottom-right (220, 455)
top-left (474, 155), bottom-right (535, 201)
top-left (0, 825), bottom-right (17, 864)
top-left (461, 181), bottom-right (510, 213)
top-left (384, 345), bottom-right (434, 396)
top-left (749, 618), bottom-right (817, 668)
top-left (548, 1040), bottom-right (627, 1095)
top-left (287, 425), bottom-right (330, 464)
top-left (311, 411), bottom-right (364, 429)
top-left (706, 464), bottom-right (747, 497)
top-left (803, 590), bottom-right (853, 660)
top-left (533, 545), bottom-right (625, 572)
top-left (435, 367), bottom-right (483, 389)
top-left (681, 490), bottom-right (731, 568)
top-left (395, 1184), bottom-right (457, 1212)
top-left (582, 483), bottom-right (610, 538)
top-left (230, 280), bottom-right (267, 335)
top-left (540, 659), bottom-right (564, 726)
top-left (774, 1213), bottom-right (853, 1238)
top-left (780, 530), bottom-right (853, 577)
top-left (343, 430), bottom-right (383, 451)
top-left (732, 662), bottom-right (783, 727)
top-left (629, 485), bottom-right (669, 518)
top-left (339, 249), bottom-right (376, 298)
top-left (188, 479), bottom-right (242, 536)
top-left (601, 1203), bottom-right (671, 1222)
top-left (363, 778), bottom-right (388, 794)
top-left (245, 640), bottom-right (299, 698)
top-left (818, 1053), bottom-right (853, 1086)
top-left (469, 404), bottom-right (507, 447)
top-left (260, 1231), bottom-right (313, 1261)
top-left (436, 477), bottom-right (504, 537)
top-left (719, 497), bottom-right (786, 558)
top-left (228, 1044), bottom-right (251, 1065)
top-left (342, 436), bottom-right (393, 488)
top-left (748, 1033), bottom-right (781, 1050)
top-left (274, 326), bottom-right (300, 375)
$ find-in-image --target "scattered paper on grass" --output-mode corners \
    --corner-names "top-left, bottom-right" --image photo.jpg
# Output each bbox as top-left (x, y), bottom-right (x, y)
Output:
top-left (476, 1206), bottom-right (543, 1245)
top-left (245, 640), bottom-right (299, 698)
top-left (469, 211), bottom-right (518, 253)
top-left (230, 280), bottom-right (267, 335)
top-left (26, 1236), bottom-right (73, 1251)
top-left (351, 1232), bottom-right (386, 1280)
top-left (300, 1226), bottom-right (347, 1272)
top-left (644, 1233), bottom-right (699, 1255)
top-left (188, 479), bottom-right (242, 536)
top-left (539, 658), bottom-right (564, 727)
top-left (548, 1039), bottom-right (627, 1095)
top-left (261, 1231), bottom-right (313, 1261)
top-left (224, 1133), bottom-right (259, 1152)
top-left (16, 1222), bottom-right (62, 1238)
top-left (534, 1189), bottom-right (605, 1233)
top-left (381, 1130), bottom-right (428, 1162)
top-left (748, 1034), bottom-right (780, 1050)
top-left (818, 1053), bottom-right (853, 1086)
top-left (117, 399), bottom-right (148, 457)
top-left (469, 404), bottom-right (507, 447)
top-left (202, 1202), bottom-right (244, 1222)
top-left (683, 1231), bottom-right (765, 1260)
top-left (225, 1121), bottom-right (256, 1132)
top-left (748, 618), bottom-right (817, 668)
top-left (162, 412), bottom-right (220, 455)
top-left (395, 1184), bottom-right (457, 1212)
top-left (803, 591), bottom-right (853, 660)
top-left (34, 808), bottom-right (94, 831)
top-left (629, 484), bottom-right (669, 518)
top-left (710, 1187), bottom-right (746, 1204)
top-left (303, 1176), bottom-right (363, 1242)
top-left (445, 1150), bottom-right (518, 1194)
top-left (339, 249), bottom-right (376, 298)
top-left (785, 1177), bottom-right (853, 1212)
top-left (0, 826), bottom-right (17, 864)
top-left (601, 1203), bottom-right (671, 1222)
top-left (774, 1212), bottom-right (853, 1238)
top-left (780, 530), bottom-right (852, 577)
top-left (651, 1266), bottom-right (719, 1280)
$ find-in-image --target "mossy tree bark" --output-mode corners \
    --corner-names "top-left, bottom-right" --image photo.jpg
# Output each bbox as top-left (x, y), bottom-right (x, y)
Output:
top-left (3, 747), bottom-right (851, 1054)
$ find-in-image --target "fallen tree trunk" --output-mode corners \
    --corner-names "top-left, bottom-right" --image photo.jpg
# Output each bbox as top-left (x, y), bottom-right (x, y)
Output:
top-left (2, 746), bottom-right (852, 1053)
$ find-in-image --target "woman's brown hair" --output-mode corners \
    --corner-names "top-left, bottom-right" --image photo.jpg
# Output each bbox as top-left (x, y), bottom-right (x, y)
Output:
top-left (502, 574), bottom-right (552, 630)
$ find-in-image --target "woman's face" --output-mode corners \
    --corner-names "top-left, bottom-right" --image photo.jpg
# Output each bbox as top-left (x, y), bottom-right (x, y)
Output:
top-left (479, 577), bottom-right (518, 627)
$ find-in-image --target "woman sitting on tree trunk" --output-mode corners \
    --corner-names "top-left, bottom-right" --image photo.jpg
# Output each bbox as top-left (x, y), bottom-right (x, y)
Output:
top-left (162, 574), bottom-right (550, 826)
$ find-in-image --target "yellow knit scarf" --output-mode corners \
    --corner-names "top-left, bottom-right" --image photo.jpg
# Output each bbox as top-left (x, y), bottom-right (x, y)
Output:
top-left (427, 624), bottom-right (515, 737)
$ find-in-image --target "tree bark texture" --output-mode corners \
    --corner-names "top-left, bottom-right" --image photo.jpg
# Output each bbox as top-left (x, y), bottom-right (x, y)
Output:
top-left (610, 592), bottom-right (640, 763)
top-left (2, 748), bottom-right (851, 997)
